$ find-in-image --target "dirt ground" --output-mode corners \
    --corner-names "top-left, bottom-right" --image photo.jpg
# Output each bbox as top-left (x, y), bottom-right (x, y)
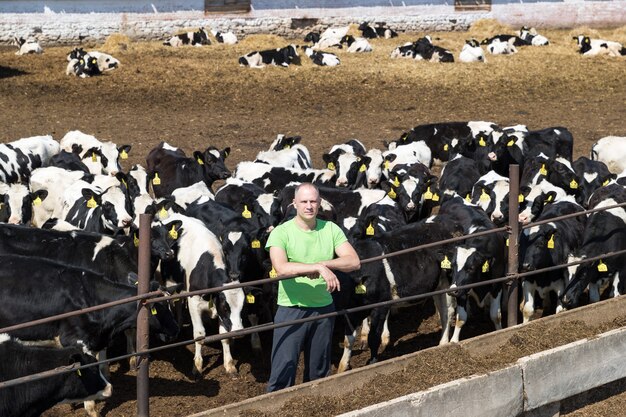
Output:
top-left (1, 19), bottom-right (625, 417)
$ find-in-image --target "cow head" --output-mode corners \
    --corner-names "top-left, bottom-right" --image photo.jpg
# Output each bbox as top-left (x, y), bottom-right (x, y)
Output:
top-left (200, 146), bottom-right (231, 185)
top-left (466, 39), bottom-right (480, 48)
top-left (71, 54), bottom-right (101, 78)
top-left (65, 348), bottom-right (112, 402)
top-left (519, 223), bottom-right (559, 273)
top-left (470, 175), bottom-right (510, 225)
top-left (143, 279), bottom-right (180, 342)
top-left (282, 44), bottom-right (300, 65)
top-left (269, 134), bottom-right (302, 151)
top-left (0, 183), bottom-right (33, 225)
top-left (340, 35), bottom-right (355, 47)
top-left (67, 47), bottom-right (87, 61)
top-left (146, 220), bottom-right (181, 261)
top-left (304, 32), bottom-right (321, 44)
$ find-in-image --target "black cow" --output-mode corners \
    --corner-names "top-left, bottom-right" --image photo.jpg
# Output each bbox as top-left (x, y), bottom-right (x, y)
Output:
top-left (572, 156), bottom-right (615, 207)
top-left (234, 161), bottom-right (336, 193)
top-left (519, 200), bottom-right (585, 322)
top-left (146, 141), bottom-right (231, 197)
top-left (438, 155), bottom-right (482, 204)
top-left (0, 335), bottom-right (112, 417)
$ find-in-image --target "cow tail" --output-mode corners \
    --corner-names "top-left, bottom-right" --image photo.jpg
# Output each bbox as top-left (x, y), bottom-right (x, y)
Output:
top-left (620, 47), bottom-right (626, 56)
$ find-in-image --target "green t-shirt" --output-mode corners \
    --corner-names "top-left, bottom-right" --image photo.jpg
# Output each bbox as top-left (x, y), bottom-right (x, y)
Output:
top-left (265, 218), bottom-right (348, 307)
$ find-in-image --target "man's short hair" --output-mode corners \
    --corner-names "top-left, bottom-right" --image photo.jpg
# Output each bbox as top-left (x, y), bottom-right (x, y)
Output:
top-left (294, 182), bottom-right (320, 201)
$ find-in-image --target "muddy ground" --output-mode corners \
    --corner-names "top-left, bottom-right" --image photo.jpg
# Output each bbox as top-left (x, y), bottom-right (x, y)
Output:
top-left (0, 19), bottom-right (625, 417)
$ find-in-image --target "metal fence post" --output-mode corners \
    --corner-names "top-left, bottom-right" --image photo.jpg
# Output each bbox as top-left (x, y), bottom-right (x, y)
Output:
top-left (507, 164), bottom-right (520, 327)
top-left (137, 213), bottom-right (152, 417)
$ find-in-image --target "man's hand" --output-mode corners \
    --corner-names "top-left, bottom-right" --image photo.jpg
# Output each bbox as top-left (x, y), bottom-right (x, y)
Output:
top-left (316, 264), bottom-right (341, 293)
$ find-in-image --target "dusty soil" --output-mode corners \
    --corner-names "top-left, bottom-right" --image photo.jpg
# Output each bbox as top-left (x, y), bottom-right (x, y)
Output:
top-left (1, 19), bottom-right (625, 417)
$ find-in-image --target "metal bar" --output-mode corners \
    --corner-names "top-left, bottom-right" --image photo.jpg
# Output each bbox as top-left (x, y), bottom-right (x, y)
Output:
top-left (520, 201), bottom-right (626, 230)
top-left (507, 164), bottom-right (520, 327)
top-left (136, 214), bottom-right (151, 417)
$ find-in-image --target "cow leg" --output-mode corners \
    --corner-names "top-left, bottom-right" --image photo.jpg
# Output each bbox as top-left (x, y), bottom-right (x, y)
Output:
top-left (125, 328), bottom-right (137, 370)
top-left (337, 328), bottom-right (357, 373)
top-left (96, 349), bottom-right (110, 380)
top-left (379, 311), bottom-right (391, 352)
top-left (188, 295), bottom-right (208, 378)
top-left (366, 307), bottom-right (389, 365)
top-left (433, 292), bottom-right (451, 345)
top-left (247, 313), bottom-right (262, 353)
top-left (521, 281), bottom-right (536, 324)
top-left (219, 327), bottom-right (237, 375)
top-left (450, 304), bottom-right (467, 343)
top-left (358, 317), bottom-right (370, 350)
top-left (611, 272), bottom-right (621, 298)
top-left (84, 400), bottom-right (99, 417)
top-left (554, 280), bottom-right (566, 314)
top-left (588, 281), bottom-right (601, 303)
top-left (489, 290), bottom-right (502, 330)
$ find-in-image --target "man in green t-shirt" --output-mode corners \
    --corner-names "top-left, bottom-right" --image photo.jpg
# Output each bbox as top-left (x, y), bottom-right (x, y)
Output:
top-left (265, 182), bottom-right (360, 392)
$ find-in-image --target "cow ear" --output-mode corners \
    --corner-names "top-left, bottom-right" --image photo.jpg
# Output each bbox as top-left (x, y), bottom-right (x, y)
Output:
top-left (520, 186), bottom-right (531, 197)
top-left (127, 272), bottom-right (139, 286)
top-left (222, 147), bottom-right (230, 159)
top-left (385, 154), bottom-right (397, 163)
top-left (115, 172), bottom-right (129, 188)
top-left (31, 189), bottom-right (48, 203)
top-left (81, 189), bottom-right (102, 207)
top-left (193, 151), bottom-right (205, 165)
top-left (166, 220), bottom-right (183, 239)
top-left (360, 156), bottom-right (372, 166)
top-left (322, 153), bottom-right (333, 164)
top-left (119, 144), bottom-right (131, 158)
top-left (71, 143), bottom-right (83, 155)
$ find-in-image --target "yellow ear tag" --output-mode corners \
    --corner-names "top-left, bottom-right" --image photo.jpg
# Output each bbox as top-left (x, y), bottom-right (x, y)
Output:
top-left (133, 234), bottom-right (139, 248)
top-left (478, 137), bottom-right (486, 147)
top-left (507, 140), bottom-right (515, 147)
top-left (570, 179), bottom-right (578, 189)
top-left (402, 134), bottom-right (408, 141)
top-left (86, 196), bottom-right (97, 209)
top-left (423, 187), bottom-right (433, 200)
top-left (440, 256), bottom-right (451, 270)
top-left (120, 149), bottom-right (128, 159)
top-left (518, 194), bottom-right (525, 203)
top-left (251, 239), bottom-right (261, 249)
top-left (355, 283), bottom-right (367, 294)
top-left (33, 196), bottom-right (42, 206)
top-left (246, 294), bottom-right (255, 304)
top-left (242, 205), bottom-right (252, 219)
top-left (76, 369), bottom-right (82, 377)
top-left (482, 260), bottom-right (490, 273)
top-left (546, 194), bottom-right (553, 203)
top-left (603, 179), bottom-right (610, 186)
top-left (547, 234), bottom-right (555, 249)
top-left (540, 164), bottom-right (548, 176)
top-left (366, 223), bottom-right (375, 236)
top-left (465, 194), bottom-right (471, 202)
top-left (151, 306), bottom-right (157, 315)
top-left (152, 173), bottom-right (161, 185)
top-left (121, 178), bottom-right (127, 188)
top-left (392, 176), bottom-right (400, 187)
top-left (432, 193), bottom-right (440, 202)
top-left (159, 206), bottom-right (168, 219)
top-left (384, 160), bottom-right (390, 170)
top-left (387, 189), bottom-right (396, 199)
top-left (169, 225), bottom-right (178, 240)
top-left (269, 267), bottom-right (278, 278)
top-left (91, 152), bottom-right (97, 162)
top-left (327, 162), bottom-right (335, 170)
top-left (479, 189), bottom-right (490, 203)
top-left (359, 164), bottom-right (366, 173)
top-left (79, 59), bottom-right (84, 65)
top-left (444, 144), bottom-right (449, 151)
top-left (196, 157), bottom-right (204, 165)
top-left (598, 261), bottom-right (608, 272)
top-left (506, 238), bottom-right (509, 247)
top-left (208, 297), bottom-right (214, 310)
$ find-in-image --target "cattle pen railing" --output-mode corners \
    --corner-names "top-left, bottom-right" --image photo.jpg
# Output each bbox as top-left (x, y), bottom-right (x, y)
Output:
top-left (2, 165), bottom-right (626, 417)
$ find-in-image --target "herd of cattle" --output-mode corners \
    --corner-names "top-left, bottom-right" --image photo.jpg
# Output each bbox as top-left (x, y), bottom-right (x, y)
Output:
top-left (0, 121), bottom-right (625, 416)
top-left (9, 23), bottom-right (626, 74)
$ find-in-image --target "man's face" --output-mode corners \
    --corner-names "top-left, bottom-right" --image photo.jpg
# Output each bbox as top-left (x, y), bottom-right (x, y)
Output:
top-left (293, 186), bottom-right (320, 221)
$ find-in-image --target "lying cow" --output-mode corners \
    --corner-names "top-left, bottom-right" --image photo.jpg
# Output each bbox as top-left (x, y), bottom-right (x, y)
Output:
top-left (239, 45), bottom-right (299, 68)
top-left (340, 35), bottom-right (373, 53)
top-left (211, 29), bottom-right (238, 45)
top-left (12, 36), bottom-right (43, 55)
top-left (573, 35), bottom-right (626, 57)
top-left (459, 39), bottom-right (486, 63)
top-left (302, 46), bottom-right (340, 67)
top-left (163, 27), bottom-right (211, 47)
top-left (66, 48), bottom-right (120, 78)
top-left (519, 26), bottom-right (549, 46)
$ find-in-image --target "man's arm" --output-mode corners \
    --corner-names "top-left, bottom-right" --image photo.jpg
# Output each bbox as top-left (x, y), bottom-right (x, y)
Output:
top-left (319, 241), bottom-right (361, 272)
top-left (269, 246), bottom-right (342, 292)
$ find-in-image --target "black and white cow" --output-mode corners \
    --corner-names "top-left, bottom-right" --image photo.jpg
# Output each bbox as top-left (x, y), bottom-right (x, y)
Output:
top-left (523, 127), bottom-right (574, 161)
top-left (234, 161), bottom-right (336, 193)
top-left (12, 36), bottom-right (43, 55)
top-left (518, 179), bottom-right (569, 226)
top-left (412, 36), bottom-right (455, 62)
top-left (254, 134), bottom-right (312, 169)
top-left (380, 162), bottom-right (440, 222)
top-left (345, 194), bottom-right (407, 240)
top-left (486, 38), bottom-right (518, 55)
top-left (518, 26), bottom-right (549, 46)
top-left (158, 214), bottom-right (245, 376)
top-left (146, 141), bottom-right (230, 197)
top-left (383, 140), bottom-right (433, 171)
top-left (302, 46), bottom-right (341, 66)
top-left (66, 50), bottom-right (120, 78)
top-left (438, 155), bottom-right (482, 203)
top-left (572, 156), bottom-right (615, 207)
top-left (0, 182), bottom-right (33, 224)
top-left (562, 185), bottom-right (626, 310)
top-left (239, 45), bottom-right (299, 68)
top-left (481, 34), bottom-right (530, 47)
top-left (47, 150), bottom-right (91, 173)
top-left (459, 39), bottom-right (486, 62)
top-left (0, 135), bottom-right (59, 184)
top-left (323, 140), bottom-right (368, 188)
top-left (304, 31), bottom-right (321, 44)
top-left (358, 22), bottom-right (397, 39)
top-left (470, 170), bottom-right (510, 225)
top-left (573, 35), bottom-right (626, 57)
top-left (519, 197), bottom-right (585, 322)
top-left (214, 178), bottom-right (282, 231)
top-left (0, 335), bottom-right (112, 417)
top-left (163, 27), bottom-right (211, 47)
top-left (590, 136), bottom-right (626, 174)
top-left (211, 29), bottom-right (238, 44)
top-left (340, 35), bottom-right (373, 53)
top-left (60, 130), bottom-right (130, 175)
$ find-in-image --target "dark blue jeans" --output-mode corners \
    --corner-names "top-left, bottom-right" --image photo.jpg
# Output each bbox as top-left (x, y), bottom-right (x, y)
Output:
top-left (266, 303), bottom-right (335, 392)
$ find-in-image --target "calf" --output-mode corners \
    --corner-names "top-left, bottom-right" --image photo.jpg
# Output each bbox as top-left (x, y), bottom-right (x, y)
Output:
top-left (412, 36), bottom-right (454, 62)
top-left (239, 45), bottom-right (299, 68)
top-left (255, 135), bottom-right (312, 169)
top-left (561, 185), bottom-right (626, 309)
top-left (481, 34), bottom-right (529, 47)
top-left (381, 162), bottom-right (440, 222)
top-left (519, 198), bottom-right (585, 322)
top-left (518, 26), bottom-right (549, 46)
top-left (234, 161), bottom-right (335, 193)
top-left (0, 335), bottom-right (112, 417)
top-left (438, 155), bottom-right (482, 204)
top-left (573, 35), bottom-right (626, 57)
top-left (66, 50), bottom-right (120, 78)
top-left (146, 141), bottom-right (230, 197)
top-left (340, 35), bottom-right (373, 53)
top-left (163, 27), bottom-right (210, 46)
top-left (358, 22), bottom-right (397, 39)
top-left (591, 136), bottom-right (626, 174)
top-left (304, 31), bottom-right (321, 44)
top-left (486, 38), bottom-right (518, 55)
top-left (459, 39), bottom-right (486, 63)
top-left (470, 170), bottom-right (510, 225)
top-left (390, 42), bottom-right (417, 59)
top-left (211, 29), bottom-right (237, 44)
top-left (158, 214), bottom-right (245, 376)
top-left (303, 46), bottom-right (341, 66)
top-left (12, 36), bottom-right (43, 55)
top-left (572, 156), bottom-right (615, 207)
top-left (0, 135), bottom-right (59, 183)
top-left (0, 183), bottom-right (32, 224)
top-left (214, 178), bottom-right (282, 230)
top-left (60, 130), bottom-right (130, 175)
